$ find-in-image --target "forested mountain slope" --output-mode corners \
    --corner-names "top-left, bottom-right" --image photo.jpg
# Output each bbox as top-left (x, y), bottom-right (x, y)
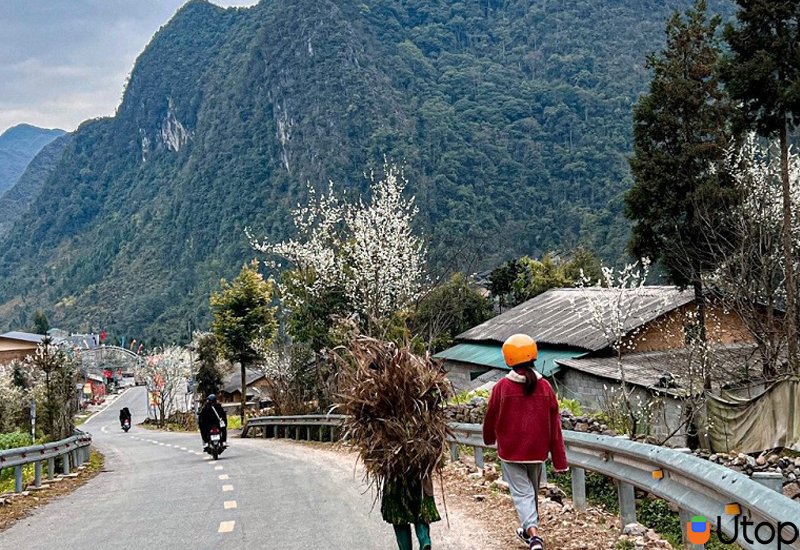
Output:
top-left (0, 135), bottom-right (72, 238)
top-left (0, 124), bottom-right (65, 196)
top-left (0, 0), bottom-right (732, 342)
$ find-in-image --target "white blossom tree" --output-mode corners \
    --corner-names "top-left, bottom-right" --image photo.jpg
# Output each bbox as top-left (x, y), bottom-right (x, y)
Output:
top-left (250, 163), bottom-right (426, 333)
top-left (141, 346), bottom-right (192, 426)
top-left (702, 133), bottom-right (799, 375)
top-left (572, 259), bottom-right (665, 436)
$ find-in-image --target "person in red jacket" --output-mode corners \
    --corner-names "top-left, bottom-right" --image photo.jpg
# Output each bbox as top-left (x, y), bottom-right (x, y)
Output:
top-left (483, 334), bottom-right (568, 550)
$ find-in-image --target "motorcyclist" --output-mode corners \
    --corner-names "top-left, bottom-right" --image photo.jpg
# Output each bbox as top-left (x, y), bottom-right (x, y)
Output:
top-left (198, 394), bottom-right (228, 450)
top-left (119, 407), bottom-right (132, 428)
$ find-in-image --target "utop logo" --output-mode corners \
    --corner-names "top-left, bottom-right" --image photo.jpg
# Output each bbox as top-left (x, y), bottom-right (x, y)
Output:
top-left (689, 507), bottom-right (800, 548)
top-left (687, 516), bottom-right (711, 545)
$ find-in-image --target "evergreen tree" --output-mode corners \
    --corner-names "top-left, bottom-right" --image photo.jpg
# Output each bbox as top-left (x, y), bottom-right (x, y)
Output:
top-left (211, 260), bottom-right (277, 422)
top-left (31, 309), bottom-right (49, 334)
top-left (625, 1), bottom-right (735, 387)
top-left (193, 332), bottom-right (223, 398)
top-left (722, 0), bottom-right (800, 370)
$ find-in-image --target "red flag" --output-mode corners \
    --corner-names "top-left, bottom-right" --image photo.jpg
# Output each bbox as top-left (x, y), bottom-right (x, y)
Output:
top-left (100, 329), bottom-right (107, 342)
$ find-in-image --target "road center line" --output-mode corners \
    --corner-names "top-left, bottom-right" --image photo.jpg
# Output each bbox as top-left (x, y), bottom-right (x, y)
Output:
top-left (218, 474), bottom-right (229, 480)
top-left (214, 466), bottom-right (223, 470)
top-left (218, 521), bottom-right (235, 533)
top-left (224, 500), bottom-right (237, 510)
top-left (222, 484), bottom-right (234, 492)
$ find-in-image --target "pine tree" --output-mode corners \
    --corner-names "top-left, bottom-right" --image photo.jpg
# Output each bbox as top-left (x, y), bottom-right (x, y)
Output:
top-left (625, 1), bottom-right (735, 388)
top-left (211, 260), bottom-right (277, 422)
top-left (722, 0), bottom-right (800, 370)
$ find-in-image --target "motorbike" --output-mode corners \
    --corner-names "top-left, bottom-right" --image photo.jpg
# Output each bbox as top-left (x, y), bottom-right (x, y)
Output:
top-left (122, 418), bottom-right (131, 432)
top-left (206, 426), bottom-right (225, 460)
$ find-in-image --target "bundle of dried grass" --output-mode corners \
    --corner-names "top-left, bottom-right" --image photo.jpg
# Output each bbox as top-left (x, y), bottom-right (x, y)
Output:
top-left (335, 336), bottom-right (453, 501)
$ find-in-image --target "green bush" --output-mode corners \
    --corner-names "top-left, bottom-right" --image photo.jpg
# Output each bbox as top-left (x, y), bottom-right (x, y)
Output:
top-left (0, 431), bottom-right (32, 451)
top-left (558, 397), bottom-right (583, 416)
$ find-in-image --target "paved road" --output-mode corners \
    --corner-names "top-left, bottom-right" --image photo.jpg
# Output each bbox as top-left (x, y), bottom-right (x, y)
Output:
top-left (0, 386), bottom-right (398, 550)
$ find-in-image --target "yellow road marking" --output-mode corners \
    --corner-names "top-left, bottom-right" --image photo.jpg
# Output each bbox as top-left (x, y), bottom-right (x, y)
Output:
top-left (224, 500), bottom-right (237, 510)
top-left (219, 474), bottom-right (229, 480)
top-left (218, 521), bottom-right (235, 533)
top-left (222, 484), bottom-right (234, 492)
top-left (214, 466), bottom-right (223, 471)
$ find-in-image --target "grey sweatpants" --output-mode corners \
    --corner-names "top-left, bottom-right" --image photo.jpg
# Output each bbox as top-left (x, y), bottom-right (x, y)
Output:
top-left (501, 461), bottom-right (542, 532)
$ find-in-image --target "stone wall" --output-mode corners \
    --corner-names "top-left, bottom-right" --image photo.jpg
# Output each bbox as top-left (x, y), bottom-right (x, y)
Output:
top-left (555, 368), bottom-right (687, 446)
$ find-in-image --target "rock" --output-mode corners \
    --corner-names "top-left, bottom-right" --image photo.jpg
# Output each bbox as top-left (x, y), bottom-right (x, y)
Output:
top-left (623, 522), bottom-right (648, 537)
top-left (575, 422), bottom-right (590, 432)
top-left (483, 466), bottom-right (500, 482)
top-left (756, 456), bottom-right (767, 466)
top-left (543, 485), bottom-right (566, 505)
top-left (0, 498), bottom-right (6, 506)
top-left (468, 472), bottom-right (483, 480)
top-left (491, 480), bottom-right (509, 493)
top-left (783, 483), bottom-right (800, 500)
top-left (473, 494), bottom-right (486, 502)
top-left (745, 455), bottom-right (757, 468)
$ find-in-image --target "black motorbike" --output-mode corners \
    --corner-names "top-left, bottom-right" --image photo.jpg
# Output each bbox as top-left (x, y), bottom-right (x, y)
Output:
top-left (206, 425), bottom-right (225, 460)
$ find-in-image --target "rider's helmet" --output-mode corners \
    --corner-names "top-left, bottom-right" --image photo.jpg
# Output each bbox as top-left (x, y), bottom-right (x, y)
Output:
top-left (207, 394), bottom-right (217, 402)
top-left (501, 334), bottom-right (538, 367)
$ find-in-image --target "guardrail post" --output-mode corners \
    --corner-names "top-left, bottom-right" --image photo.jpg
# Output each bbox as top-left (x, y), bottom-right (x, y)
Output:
top-left (571, 466), bottom-right (587, 511)
top-left (294, 427), bottom-right (300, 441)
top-left (47, 457), bottom-right (55, 479)
top-left (679, 509), bottom-right (705, 549)
top-left (450, 442), bottom-right (459, 462)
top-left (14, 465), bottom-right (23, 493)
top-left (73, 450), bottom-right (80, 467)
top-left (34, 460), bottom-right (42, 488)
top-left (616, 480), bottom-right (636, 529)
top-left (306, 427), bottom-right (311, 441)
top-left (62, 453), bottom-right (70, 475)
top-left (474, 447), bottom-right (485, 469)
top-left (330, 427), bottom-right (336, 442)
top-left (752, 471), bottom-right (783, 493)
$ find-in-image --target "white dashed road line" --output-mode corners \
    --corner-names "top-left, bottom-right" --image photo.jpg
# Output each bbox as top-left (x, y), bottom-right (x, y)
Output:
top-left (224, 501), bottom-right (237, 510)
top-left (218, 474), bottom-right (229, 480)
top-left (222, 485), bottom-right (234, 492)
top-left (218, 521), bottom-right (235, 533)
top-left (214, 466), bottom-right (223, 471)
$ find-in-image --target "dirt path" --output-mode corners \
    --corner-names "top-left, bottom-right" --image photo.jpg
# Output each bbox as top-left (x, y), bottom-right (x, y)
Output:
top-left (278, 440), bottom-right (663, 550)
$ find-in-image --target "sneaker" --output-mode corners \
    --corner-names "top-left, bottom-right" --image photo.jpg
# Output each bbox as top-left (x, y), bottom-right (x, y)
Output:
top-left (529, 536), bottom-right (544, 550)
top-left (516, 528), bottom-right (531, 546)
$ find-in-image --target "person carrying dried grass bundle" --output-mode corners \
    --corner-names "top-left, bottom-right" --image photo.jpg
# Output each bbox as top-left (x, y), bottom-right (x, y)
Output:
top-left (483, 334), bottom-right (568, 550)
top-left (337, 336), bottom-right (451, 550)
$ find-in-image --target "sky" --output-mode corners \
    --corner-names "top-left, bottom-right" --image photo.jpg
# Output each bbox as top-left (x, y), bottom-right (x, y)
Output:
top-left (0, 0), bottom-right (259, 135)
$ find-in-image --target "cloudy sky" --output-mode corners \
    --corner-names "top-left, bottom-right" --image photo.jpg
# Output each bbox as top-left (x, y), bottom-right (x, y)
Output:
top-left (0, 0), bottom-right (258, 134)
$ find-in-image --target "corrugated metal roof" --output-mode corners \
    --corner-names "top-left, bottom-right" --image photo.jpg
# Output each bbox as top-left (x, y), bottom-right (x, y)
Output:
top-left (556, 344), bottom-right (760, 397)
top-left (0, 331), bottom-right (46, 344)
top-left (457, 286), bottom-right (694, 352)
top-left (434, 342), bottom-right (583, 377)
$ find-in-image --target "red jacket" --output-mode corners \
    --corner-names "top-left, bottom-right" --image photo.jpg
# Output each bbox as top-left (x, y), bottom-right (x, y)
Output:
top-left (482, 372), bottom-right (568, 470)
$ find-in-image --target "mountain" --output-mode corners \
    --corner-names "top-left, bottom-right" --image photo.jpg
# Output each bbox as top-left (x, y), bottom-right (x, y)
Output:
top-left (0, 135), bottom-right (72, 239)
top-left (0, 0), bottom-right (734, 342)
top-left (0, 124), bottom-right (65, 196)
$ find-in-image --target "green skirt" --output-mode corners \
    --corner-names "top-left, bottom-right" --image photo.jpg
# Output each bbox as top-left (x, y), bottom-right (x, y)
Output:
top-left (381, 477), bottom-right (440, 525)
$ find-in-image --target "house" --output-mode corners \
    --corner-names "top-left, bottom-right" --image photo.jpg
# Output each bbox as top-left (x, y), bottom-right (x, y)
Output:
top-left (218, 368), bottom-right (271, 413)
top-left (0, 331), bottom-right (46, 364)
top-left (436, 286), bottom-right (759, 445)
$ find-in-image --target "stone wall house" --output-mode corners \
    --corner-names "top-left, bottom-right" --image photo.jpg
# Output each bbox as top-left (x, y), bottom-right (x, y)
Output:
top-left (436, 287), bottom-right (764, 447)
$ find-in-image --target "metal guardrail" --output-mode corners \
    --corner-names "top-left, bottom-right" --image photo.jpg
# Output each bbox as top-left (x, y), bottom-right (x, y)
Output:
top-left (243, 414), bottom-right (346, 442)
top-left (246, 416), bottom-right (800, 549)
top-left (450, 423), bottom-right (800, 550)
top-left (0, 431), bottom-right (92, 494)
